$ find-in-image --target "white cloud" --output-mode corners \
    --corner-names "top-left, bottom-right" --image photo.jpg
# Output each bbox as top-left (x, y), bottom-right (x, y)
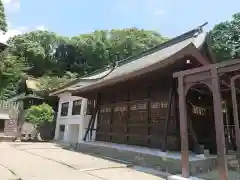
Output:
top-left (3, 0), bottom-right (20, 13)
top-left (0, 24), bottom-right (48, 44)
top-left (0, 26), bottom-right (26, 43)
top-left (36, 25), bottom-right (47, 31)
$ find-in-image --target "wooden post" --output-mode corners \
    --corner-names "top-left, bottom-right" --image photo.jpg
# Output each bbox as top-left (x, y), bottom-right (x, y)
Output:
top-left (83, 95), bottom-right (100, 141)
top-left (90, 95), bottom-right (100, 140)
top-left (211, 68), bottom-right (228, 180)
top-left (187, 114), bottom-right (200, 154)
top-left (230, 76), bottom-right (240, 166)
top-left (162, 84), bottom-right (174, 152)
top-left (178, 76), bottom-right (189, 178)
top-left (230, 76), bottom-right (240, 150)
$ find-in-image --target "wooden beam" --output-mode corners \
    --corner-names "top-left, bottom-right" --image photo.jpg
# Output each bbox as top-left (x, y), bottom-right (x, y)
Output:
top-left (83, 96), bottom-right (100, 141)
top-left (162, 83), bottom-right (174, 152)
top-left (178, 76), bottom-right (189, 178)
top-left (187, 114), bottom-right (200, 154)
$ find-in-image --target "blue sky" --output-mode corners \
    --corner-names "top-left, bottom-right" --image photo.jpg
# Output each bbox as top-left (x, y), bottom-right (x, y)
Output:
top-left (3, 0), bottom-right (240, 40)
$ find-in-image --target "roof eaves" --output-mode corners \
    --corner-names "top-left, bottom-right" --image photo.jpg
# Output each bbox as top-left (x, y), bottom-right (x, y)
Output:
top-left (70, 43), bottom-right (200, 94)
top-left (49, 77), bottom-right (98, 96)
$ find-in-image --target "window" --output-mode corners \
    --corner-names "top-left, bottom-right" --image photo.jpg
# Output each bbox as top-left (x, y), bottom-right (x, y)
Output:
top-left (59, 125), bottom-right (65, 132)
top-left (87, 100), bottom-right (94, 115)
top-left (60, 102), bottom-right (69, 116)
top-left (72, 100), bottom-right (82, 115)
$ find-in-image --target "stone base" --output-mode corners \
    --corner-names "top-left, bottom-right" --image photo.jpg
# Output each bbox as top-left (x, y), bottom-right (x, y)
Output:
top-left (168, 175), bottom-right (204, 180)
top-left (75, 141), bottom-right (217, 176)
top-left (0, 135), bottom-right (15, 142)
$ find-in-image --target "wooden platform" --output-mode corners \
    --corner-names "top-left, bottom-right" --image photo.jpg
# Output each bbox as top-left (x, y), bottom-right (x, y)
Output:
top-left (75, 141), bottom-right (217, 176)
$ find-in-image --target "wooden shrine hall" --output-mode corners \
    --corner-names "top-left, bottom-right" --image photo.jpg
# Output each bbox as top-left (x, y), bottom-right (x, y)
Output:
top-left (68, 24), bottom-right (240, 179)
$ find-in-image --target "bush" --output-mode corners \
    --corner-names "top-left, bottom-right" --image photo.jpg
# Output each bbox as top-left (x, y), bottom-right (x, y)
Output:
top-left (24, 103), bottom-right (54, 128)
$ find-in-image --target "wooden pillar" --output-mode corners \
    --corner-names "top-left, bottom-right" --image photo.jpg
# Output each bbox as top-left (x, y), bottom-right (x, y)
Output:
top-left (211, 68), bottom-right (228, 180)
top-left (230, 76), bottom-right (240, 150)
top-left (230, 76), bottom-right (240, 167)
top-left (178, 76), bottom-right (189, 177)
top-left (162, 84), bottom-right (174, 152)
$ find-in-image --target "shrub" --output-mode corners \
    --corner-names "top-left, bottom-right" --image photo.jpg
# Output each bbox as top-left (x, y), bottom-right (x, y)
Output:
top-left (24, 103), bottom-right (54, 128)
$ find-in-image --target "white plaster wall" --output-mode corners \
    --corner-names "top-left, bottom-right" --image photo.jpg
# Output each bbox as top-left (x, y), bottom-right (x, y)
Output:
top-left (54, 92), bottom-right (94, 143)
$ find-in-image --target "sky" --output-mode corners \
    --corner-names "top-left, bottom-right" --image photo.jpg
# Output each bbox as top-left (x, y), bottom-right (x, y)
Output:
top-left (3, 0), bottom-right (240, 41)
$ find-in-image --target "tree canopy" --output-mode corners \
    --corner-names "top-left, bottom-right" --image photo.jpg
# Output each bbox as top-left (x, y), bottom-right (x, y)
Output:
top-left (0, 0), bottom-right (7, 32)
top-left (1, 4), bottom-right (240, 100)
top-left (0, 28), bottom-right (167, 99)
top-left (210, 13), bottom-right (240, 62)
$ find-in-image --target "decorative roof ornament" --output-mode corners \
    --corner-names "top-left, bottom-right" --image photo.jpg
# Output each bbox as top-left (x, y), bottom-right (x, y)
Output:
top-left (193, 22), bottom-right (208, 37)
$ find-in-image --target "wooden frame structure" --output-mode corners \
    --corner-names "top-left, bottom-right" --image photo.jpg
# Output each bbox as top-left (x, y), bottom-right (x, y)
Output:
top-left (174, 58), bottom-right (240, 180)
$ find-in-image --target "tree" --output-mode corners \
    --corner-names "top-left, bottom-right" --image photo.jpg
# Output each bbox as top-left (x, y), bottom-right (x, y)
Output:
top-left (8, 30), bottom-right (68, 77)
top-left (38, 72), bottom-right (78, 92)
top-left (210, 13), bottom-right (240, 62)
top-left (71, 28), bottom-right (168, 73)
top-left (7, 28), bottom-right (167, 78)
top-left (24, 103), bottom-right (54, 128)
top-left (0, 49), bottom-right (24, 99)
top-left (0, 0), bottom-right (7, 32)
top-left (2, 28), bottom-right (167, 98)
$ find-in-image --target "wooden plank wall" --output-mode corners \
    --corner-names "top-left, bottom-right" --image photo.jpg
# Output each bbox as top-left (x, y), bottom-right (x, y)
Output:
top-left (96, 79), bottom-right (180, 150)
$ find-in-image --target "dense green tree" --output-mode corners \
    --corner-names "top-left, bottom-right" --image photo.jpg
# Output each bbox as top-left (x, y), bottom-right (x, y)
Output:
top-left (0, 50), bottom-right (24, 99)
top-left (8, 30), bottom-right (68, 77)
top-left (24, 103), bottom-right (54, 128)
top-left (2, 28), bottom-right (167, 98)
top-left (38, 72), bottom-right (78, 92)
top-left (210, 13), bottom-right (240, 62)
top-left (71, 28), bottom-right (168, 73)
top-left (0, 0), bottom-right (7, 32)
top-left (7, 28), bottom-right (167, 78)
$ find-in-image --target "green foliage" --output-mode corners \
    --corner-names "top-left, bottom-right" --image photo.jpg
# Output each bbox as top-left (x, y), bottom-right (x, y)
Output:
top-left (71, 28), bottom-right (168, 73)
top-left (8, 30), bottom-right (68, 77)
top-left (0, 0), bottom-right (170, 102)
top-left (0, 49), bottom-right (24, 99)
top-left (24, 103), bottom-right (54, 128)
top-left (2, 28), bottom-right (167, 97)
top-left (210, 13), bottom-right (240, 62)
top-left (38, 72), bottom-right (78, 92)
top-left (0, 0), bottom-right (7, 32)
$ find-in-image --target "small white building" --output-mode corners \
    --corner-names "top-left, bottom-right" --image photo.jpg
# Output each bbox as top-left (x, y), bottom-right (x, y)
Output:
top-left (50, 80), bottom-right (96, 144)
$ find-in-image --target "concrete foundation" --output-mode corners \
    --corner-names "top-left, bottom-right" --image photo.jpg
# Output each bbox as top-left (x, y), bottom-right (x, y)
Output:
top-left (168, 175), bottom-right (204, 180)
top-left (75, 141), bottom-right (217, 176)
